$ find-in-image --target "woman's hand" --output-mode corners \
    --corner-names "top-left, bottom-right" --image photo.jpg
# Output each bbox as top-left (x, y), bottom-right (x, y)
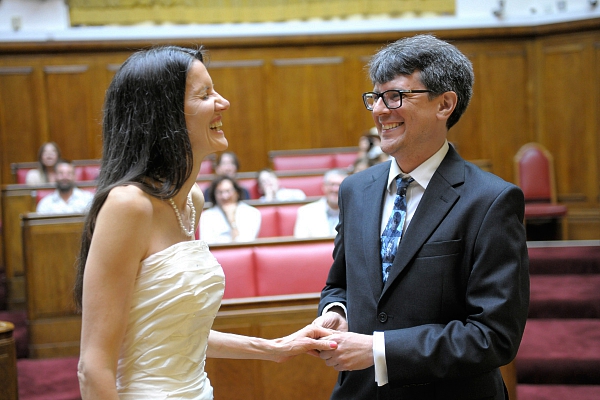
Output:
top-left (270, 324), bottom-right (338, 363)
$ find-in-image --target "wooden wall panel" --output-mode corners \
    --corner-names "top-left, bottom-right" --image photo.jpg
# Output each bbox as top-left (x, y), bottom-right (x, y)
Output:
top-left (447, 44), bottom-right (484, 167)
top-left (537, 33), bottom-right (598, 206)
top-left (595, 38), bottom-right (600, 205)
top-left (0, 63), bottom-right (47, 184)
top-left (268, 56), bottom-right (347, 150)
top-left (206, 58), bottom-right (269, 172)
top-left (43, 61), bottom-right (98, 161)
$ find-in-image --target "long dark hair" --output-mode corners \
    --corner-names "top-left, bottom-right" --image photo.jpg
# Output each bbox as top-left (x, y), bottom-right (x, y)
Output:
top-left (74, 45), bottom-right (206, 309)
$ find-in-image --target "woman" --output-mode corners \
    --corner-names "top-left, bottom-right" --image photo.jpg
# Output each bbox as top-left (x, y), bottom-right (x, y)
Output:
top-left (200, 175), bottom-right (260, 243)
top-left (74, 46), bottom-right (335, 399)
top-left (25, 141), bottom-right (61, 184)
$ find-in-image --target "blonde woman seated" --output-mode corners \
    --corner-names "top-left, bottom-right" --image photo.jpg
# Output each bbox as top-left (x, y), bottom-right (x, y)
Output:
top-left (200, 175), bottom-right (261, 243)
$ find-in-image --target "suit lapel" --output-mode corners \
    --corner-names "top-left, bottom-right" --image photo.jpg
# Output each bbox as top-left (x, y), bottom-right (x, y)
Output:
top-left (381, 147), bottom-right (464, 297)
top-left (360, 163), bottom-right (390, 298)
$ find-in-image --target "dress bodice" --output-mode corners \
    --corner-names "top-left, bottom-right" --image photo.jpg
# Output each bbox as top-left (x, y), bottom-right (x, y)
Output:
top-left (116, 240), bottom-right (225, 399)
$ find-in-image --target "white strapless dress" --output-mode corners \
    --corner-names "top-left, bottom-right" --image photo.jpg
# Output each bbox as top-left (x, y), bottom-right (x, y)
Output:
top-left (116, 240), bottom-right (225, 399)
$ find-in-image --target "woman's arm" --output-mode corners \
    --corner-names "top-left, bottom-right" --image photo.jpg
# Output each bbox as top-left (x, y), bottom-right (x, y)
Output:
top-left (207, 325), bottom-right (338, 363)
top-left (78, 186), bottom-right (153, 399)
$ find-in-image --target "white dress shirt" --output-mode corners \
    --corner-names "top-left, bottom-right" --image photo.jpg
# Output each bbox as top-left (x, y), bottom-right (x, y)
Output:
top-left (200, 202), bottom-right (261, 244)
top-left (373, 140), bottom-right (449, 386)
top-left (36, 187), bottom-right (93, 214)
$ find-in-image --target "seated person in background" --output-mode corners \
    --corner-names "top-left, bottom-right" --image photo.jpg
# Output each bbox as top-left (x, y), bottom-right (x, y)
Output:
top-left (257, 168), bottom-right (306, 202)
top-left (203, 151), bottom-right (251, 200)
top-left (26, 141), bottom-right (62, 185)
top-left (350, 156), bottom-right (377, 174)
top-left (200, 175), bottom-right (261, 243)
top-left (294, 169), bottom-right (347, 238)
top-left (36, 160), bottom-right (93, 214)
top-left (357, 128), bottom-right (381, 160)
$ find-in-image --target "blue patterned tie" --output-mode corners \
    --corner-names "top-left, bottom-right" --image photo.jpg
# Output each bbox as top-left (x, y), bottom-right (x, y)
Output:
top-left (381, 176), bottom-right (413, 283)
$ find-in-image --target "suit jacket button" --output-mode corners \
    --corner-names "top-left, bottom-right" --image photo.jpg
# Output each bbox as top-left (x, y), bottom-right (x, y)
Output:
top-left (378, 312), bottom-right (388, 323)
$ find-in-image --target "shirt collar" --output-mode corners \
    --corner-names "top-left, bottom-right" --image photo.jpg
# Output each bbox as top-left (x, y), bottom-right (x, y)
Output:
top-left (386, 140), bottom-right (449, 193)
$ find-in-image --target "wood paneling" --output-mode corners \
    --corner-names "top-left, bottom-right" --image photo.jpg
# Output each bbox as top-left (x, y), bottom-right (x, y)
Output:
top-left (536, 33), bottom-right (599, 207)
top-left (0, 63), bottom-right (47, 182)
top-left (0, 20), bottom-right (599, 235)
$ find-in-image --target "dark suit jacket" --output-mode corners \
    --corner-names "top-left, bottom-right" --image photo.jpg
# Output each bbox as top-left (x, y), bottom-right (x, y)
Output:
top-left (318, 146), bottom-right (530, 400)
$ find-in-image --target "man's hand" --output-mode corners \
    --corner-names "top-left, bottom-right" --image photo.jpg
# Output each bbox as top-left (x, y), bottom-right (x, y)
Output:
top-left (271, 324), bottom-right (338, 363)
top-left (318, 332), bottom-right (374, 372)
top-left (312, 309), bottom-right (348, 332)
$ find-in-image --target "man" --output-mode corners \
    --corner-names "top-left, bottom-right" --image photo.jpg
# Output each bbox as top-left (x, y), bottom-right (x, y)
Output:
top-left (293, 169), bottom-right (347, 238)
top-left (314, 34), bottom-right (529, 400)
top-left (36, 160), bottom-right (93, 214)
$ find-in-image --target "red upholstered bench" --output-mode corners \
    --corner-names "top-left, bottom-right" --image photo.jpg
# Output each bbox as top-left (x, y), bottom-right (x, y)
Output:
top-left (277, 175), bottom-right (324, 197)
top-left (253, 241), bottom-right (333, 296)
top-left (210, 246), bottom-right (257, 299)
top-left (210, 239), bottom-right (334, 299)
top-left (333, 152), bottom-right (357, 169)
top-left (257, 203), bottom-right (302, 238)
top-left (79, 165), bottom-right (100, 181)
top-left (16, 168), bottom-right (31, 184)
top-left (272, 154), bottom-right (335, 171)
top-left (237, 177), bottom-right (260, 199)
top-left (257, 206), bottom-right (279, 238)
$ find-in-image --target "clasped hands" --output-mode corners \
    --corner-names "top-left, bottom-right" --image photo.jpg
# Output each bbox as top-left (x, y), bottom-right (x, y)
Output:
top-left (284, 311), bottom-right (374, 372)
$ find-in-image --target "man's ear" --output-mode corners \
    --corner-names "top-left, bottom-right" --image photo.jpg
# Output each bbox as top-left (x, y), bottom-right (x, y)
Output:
top-left (437, 91), bottom-right (457, 121)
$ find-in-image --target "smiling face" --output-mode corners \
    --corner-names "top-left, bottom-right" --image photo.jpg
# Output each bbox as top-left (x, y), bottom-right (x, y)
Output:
top-left (41, 144), bottom-right (60, 168)
top-left (371, 72), bottom-right (454, 172)
top-left (214, 178), bottom-right (239, 206)
top-left (184, 60), bottom-right (231, 158)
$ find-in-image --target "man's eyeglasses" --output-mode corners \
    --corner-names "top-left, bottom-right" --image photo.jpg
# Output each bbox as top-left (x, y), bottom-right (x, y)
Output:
top-left (362, 89), bottom-right (433, 111)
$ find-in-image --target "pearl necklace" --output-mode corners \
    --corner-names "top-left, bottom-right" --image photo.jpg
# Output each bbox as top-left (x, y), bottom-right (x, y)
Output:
top-left (168, 194), bottom-right (196, 237)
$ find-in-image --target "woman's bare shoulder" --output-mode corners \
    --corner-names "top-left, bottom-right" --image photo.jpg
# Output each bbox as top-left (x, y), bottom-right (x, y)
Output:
top-left (100, 185), bottom-right (156, 223)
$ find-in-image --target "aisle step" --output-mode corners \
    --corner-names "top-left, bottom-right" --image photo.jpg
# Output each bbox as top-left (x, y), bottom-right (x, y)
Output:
top-left (529, 275), bottom-right (600, 319)
top-left (528, 243), bottom-right (600, 275)
top-left (517, 384), bottom-right (600, 400)
top-left (517, 319), bottom-right (600, 385)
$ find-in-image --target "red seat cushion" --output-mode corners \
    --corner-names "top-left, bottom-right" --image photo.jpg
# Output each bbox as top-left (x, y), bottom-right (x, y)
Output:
top-left (238, 177), bottom-right (260, 199)
top-left (211, 247), bottom-right (257, 298)
top-left (276, 204), bottom-right (301, 236)
top-left (257, 206), bottom-right (279, 238)
top-left (525, 203), bottom-right (567, 218)
top-left (35, 189), bottom-right (55, 204)
top-left (81, 165), bottom-right (100, 181)
top-left (333, 152), bottom-right (357, 169)
top-left (272, 155), bottom-right (335, 171)
top-left (199, 159), bottom-right (213, 174)
top-left (277, 175), bottom-right (324, 197)
top-left (16, 168), bottom-right (31, 184)
top-left (253, 241), bottom-right (333, 296)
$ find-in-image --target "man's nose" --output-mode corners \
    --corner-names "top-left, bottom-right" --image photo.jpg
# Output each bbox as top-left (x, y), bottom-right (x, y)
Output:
top-left (372, 97), bottom-right (390, 115)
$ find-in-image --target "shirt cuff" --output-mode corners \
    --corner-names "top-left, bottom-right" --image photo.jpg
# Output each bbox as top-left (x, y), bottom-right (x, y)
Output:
top-left (321, 302), bottom-right (347, 319)
top-left (373, 331), bottom-right (388, 386)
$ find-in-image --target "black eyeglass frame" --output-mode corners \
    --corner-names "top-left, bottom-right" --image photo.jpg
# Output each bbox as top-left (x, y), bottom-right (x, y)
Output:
top-left (362, 89), bottom-right (433, 111)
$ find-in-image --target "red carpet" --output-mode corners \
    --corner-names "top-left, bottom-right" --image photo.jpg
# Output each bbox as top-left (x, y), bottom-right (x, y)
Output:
top-left (17, 357), bottom-right (80, 400)
top-left (518, 384), bottom-right (600, 400)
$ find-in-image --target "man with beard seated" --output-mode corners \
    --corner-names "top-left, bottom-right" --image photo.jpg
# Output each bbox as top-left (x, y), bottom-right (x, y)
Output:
top-left (36, 160), bottom-right (94, 214)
